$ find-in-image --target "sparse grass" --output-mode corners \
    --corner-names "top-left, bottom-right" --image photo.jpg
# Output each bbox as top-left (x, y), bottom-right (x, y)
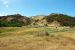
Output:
top-left (0, 26), bottom-right (75, 50)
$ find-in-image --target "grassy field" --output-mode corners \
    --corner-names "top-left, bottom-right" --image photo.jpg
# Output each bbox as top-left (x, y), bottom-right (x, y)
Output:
top-left (0, 26), bottom-right (75, 50)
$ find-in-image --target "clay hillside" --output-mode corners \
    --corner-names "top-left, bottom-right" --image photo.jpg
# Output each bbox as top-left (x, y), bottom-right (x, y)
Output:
top-left (31, 13), bottom-right (75, 27)
top-left (0, 13), bottom-right (75, 27)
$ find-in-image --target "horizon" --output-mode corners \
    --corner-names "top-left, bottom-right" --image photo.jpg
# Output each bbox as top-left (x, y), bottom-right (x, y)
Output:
top-left (0, 13), bottom-right (74, 17)
top-left (0, 0), bottom-right (75, 17)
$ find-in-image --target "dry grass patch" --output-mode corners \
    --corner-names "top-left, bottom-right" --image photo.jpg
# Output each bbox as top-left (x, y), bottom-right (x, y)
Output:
top-left (0, 27), bottom-right (75, 50)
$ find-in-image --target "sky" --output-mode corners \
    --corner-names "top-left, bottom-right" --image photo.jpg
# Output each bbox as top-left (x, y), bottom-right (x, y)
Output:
top-left (0, 0), bottom-right (75, 17)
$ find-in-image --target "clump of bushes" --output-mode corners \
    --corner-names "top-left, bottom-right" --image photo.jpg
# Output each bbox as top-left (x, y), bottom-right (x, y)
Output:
top-left (36, 31), bottom-right (49, 37)
top-left (0, 21), bottom-right (22, 27)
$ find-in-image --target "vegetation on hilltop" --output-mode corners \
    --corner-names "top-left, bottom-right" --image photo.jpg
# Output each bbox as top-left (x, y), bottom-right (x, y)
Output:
top-left (45, 13), bottom-right (75, 27)
top-left (0, 14), bottom-right (32, 27)
top-left (0, 13), bottom-right (75, 27)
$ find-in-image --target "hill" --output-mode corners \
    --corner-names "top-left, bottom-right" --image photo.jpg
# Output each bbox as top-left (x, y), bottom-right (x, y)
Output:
top-left (0, 13), bottom-right (75, 27)
top-left (31, 13), bottom-right (75, 27)
top-left (45, 13), bottom-right (75, 27)
top-left (0, 14), bottom-right (75, 50)
top-left (0, 14), bottom-right (32, 27)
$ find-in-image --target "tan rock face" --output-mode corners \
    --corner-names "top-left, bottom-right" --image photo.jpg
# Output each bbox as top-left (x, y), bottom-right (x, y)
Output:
top-left (5, 17), bottom-right (14, 22)
top-left (32, 16), bottom-right (61, 27)
top-left (48, 21), bottom-right (61, 27)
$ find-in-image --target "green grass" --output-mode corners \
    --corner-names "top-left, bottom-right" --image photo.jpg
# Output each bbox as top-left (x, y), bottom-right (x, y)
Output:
top-left (0, 26), bottom-right (74, 37)
top-left (0, 26), bottom-right (75, 38)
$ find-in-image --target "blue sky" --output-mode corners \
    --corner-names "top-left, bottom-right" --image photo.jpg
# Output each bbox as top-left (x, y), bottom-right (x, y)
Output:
top-left (0, 0), bottom-right (75, 17)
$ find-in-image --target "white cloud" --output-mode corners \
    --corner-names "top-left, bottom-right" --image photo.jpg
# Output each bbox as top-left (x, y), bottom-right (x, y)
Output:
top-left (3, 0), bottom-right (8, 4)
top-left (0, 12), bottom-right (7, 16)
top-left (0, 13), bottom-right (4, 16)
top-left (1, 0), bottom-right (9, 8)
top-left (6, 4), bottom-right (8, 8)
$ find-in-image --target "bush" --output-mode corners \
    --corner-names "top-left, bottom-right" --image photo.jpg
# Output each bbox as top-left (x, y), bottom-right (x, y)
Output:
top-left (0, 21), bottom-right (22, 27)
top-left (44, 24), bottom-right (48, 26)
top-left (36, 31), bottom-right (49, 37)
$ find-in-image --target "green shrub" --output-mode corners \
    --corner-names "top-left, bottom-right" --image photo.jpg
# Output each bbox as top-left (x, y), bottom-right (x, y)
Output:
top-left (0, 21), bottom-right (22, 27)
top-left (36, 31), bottom-right (49, 37)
